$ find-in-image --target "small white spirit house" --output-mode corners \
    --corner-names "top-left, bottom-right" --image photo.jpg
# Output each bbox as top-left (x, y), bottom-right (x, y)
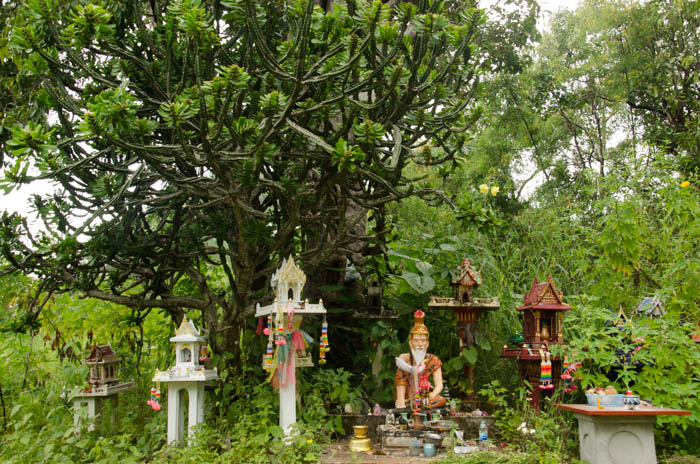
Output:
top-left (153, 317), bottom-right (218, 445)
top-left (255, 257), bottom-right (328, 436)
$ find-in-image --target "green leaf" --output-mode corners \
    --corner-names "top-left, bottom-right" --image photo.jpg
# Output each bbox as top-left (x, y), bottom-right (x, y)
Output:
top-left (462, 346), bottom-right (477, 365)
top-left (401, 271), bottom-right (435, 294)
top-left (415, 260), bottom-right (433, 275)
top-left (475, 333), bottom-right (491, 351)
top-left (269, 425), bottom-right (285, 438)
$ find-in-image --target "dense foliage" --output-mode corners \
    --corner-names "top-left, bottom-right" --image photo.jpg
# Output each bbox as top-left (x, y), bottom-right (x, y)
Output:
top-left (0, 0), bottom-right (699, 462)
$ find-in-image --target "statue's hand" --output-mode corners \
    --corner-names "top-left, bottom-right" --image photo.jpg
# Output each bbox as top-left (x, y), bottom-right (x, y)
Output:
top-left (416, 363), bottom-right (426, 374)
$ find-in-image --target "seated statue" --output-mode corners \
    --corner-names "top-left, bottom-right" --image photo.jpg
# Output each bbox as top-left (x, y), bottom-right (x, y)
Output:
top-left (394, 310), bottom-right (446, 410)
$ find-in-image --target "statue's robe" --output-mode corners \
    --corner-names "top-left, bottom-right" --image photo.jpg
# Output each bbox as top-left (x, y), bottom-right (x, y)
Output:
top-left (394, 353), bottom-right (446, 409)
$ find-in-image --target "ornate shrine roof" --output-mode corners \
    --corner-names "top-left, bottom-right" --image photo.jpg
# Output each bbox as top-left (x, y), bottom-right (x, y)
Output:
top-left (516, 275), bottom-right (571, 311)
top-left (451, 259), bottom-right (482, 287)
top-left (271, 257), bottom-right (307, 288)
top-left (170, 316), bottom-right (205, 343)
top-left (635, 296), bottom-right (665, 318)
top-left (85, 343), bottom-right (120, 365)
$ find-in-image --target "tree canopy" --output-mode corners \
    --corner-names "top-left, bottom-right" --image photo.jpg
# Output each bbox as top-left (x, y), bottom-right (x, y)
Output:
top-left (0, 0), bottom-right (538, 356)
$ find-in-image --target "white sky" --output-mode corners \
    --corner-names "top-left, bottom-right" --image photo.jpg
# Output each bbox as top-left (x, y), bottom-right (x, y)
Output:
top-left (1, 0), bottom-right (580, 222)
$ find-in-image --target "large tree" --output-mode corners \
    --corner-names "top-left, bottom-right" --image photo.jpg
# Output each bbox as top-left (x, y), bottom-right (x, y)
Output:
top-left (0, 0), bottom-right (509, 360)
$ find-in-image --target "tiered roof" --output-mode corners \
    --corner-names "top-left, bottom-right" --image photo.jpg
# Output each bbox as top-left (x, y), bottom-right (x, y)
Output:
top-left (170, 317), bottom-right (205, 343)
top-left (635, 296), bottom-right (665, 318)
top-left (517, 275), bottom-right (571, 311)
top-left (85, 343), bottom-right (120, 365)
top-left (271, 257), bottom-right (306, 289)
top-left (451, 259), bottom-right (482, 287)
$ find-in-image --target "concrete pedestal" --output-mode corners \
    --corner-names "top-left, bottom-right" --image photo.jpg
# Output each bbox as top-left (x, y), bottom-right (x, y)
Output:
top-left (65, 381), bottom-right (135, 432)
top-left (556, 404), bottom-right (691, 464)
top-left (279, 380), bottom-right (296, 435)
top-left (166, 382), bottom-right (206, 445)
top-left (575, 413), bottom-right (656, 464)
top-left (73, 397), bottom-right (103, 431)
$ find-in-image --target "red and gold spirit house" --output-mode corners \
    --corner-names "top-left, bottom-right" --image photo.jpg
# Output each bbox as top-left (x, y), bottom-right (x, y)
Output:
top-left (502, 275), bottom-right (572, 410)
top-left (429, 259), bottom-right (499, 395)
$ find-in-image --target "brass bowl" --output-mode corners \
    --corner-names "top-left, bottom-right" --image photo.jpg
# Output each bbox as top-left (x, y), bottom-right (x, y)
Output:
top-left (353, 425), bottom-right (368, 439)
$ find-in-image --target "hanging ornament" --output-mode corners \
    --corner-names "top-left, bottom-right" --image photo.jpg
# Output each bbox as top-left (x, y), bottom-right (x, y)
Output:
top-left (319, 316), bottom-right (329, 364)
top-left (562, 356), bottom-right (573, 392)
top-left (264, 315), bottom-right (272, 336)
top-left (147, 387), bottom-right (156, 408)
top-left (538, 349), bottom-right (553, 390)
top-left (148, 374), bottom-right (162, 411)
top-left (275, 309), bottom-right (286, 346)
top-left (265, 342), bottom-right (274, 370)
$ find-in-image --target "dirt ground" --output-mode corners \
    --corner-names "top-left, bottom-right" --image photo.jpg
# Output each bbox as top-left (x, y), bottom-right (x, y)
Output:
top-left (320, 439), bottom-right (445, 464)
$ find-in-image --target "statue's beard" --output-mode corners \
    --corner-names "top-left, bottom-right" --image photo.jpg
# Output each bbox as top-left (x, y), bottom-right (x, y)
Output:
top-left (411, 347), bottom-right (427, 365)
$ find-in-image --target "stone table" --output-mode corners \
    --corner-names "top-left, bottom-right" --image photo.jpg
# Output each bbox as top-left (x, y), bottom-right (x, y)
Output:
top-left (555, 404), bottom-right (691, 464)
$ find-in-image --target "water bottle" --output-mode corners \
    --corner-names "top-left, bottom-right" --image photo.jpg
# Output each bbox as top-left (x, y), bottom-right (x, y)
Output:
top-left (478, 420), bottom-right (488, 450)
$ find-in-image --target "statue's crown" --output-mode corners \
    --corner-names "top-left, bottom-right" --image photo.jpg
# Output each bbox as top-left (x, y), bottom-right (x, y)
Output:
top-left (410, 309), bottom-right (429, 339)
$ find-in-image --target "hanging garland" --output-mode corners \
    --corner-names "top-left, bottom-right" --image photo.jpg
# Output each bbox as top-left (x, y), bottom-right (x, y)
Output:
top-left (538, 349), bottom-right (554, 390)
top-left (147, 372), bottom-right (161, 411)
top-left (319, 316), bottom-right (329, 364)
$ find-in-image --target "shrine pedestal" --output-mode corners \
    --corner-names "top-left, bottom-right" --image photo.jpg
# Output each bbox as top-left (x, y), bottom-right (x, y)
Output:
top-left (556, 404), bottom-right (691, 464)
top-left (64, 382), bottom-right (135, 432)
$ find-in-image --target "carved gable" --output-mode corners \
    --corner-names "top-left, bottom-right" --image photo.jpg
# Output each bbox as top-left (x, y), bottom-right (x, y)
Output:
top-left (175, 317), bottom-right (199, 337)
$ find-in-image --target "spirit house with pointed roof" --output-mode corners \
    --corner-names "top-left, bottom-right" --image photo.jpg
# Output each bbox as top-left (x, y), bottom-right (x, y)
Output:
top-left (255, 257), bottom-right (327, 436)
top-left (452, 259), bottom-right (483, 304)
top-left (167, 317), bottom-right (209, 377)
top-left (518, 275), bottom-right (572, 345)
top-left (86, 343), bottom-right (121, 387)
top-left (63, 343), bottom-right (135, 432)
top-left (428, 259), bottom-right (499, 395)
top-left (501, 275), bottom-right (573, 410)
top-left (154, 317), bottom-right (218, 445)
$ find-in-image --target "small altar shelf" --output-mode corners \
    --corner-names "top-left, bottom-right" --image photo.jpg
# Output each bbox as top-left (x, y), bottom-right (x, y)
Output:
top-left (67, 381), bottom-right (136, 397)
top-left (555, 404), bottom-right (691, 416)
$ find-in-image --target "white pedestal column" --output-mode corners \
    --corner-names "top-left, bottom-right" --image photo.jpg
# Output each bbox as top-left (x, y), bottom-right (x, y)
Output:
top-left (167, 385), bottom-right (184, 445)
top-left (279, 381), bottom-right (296, 435)
top-left (166, 381), bottom-right (208, 445)
top-left (73, 397), bottom-right (102, 432)
top-left (575, 413), bottom-right (657, 464)
top-left (188, 383), bottom-right (205, 442)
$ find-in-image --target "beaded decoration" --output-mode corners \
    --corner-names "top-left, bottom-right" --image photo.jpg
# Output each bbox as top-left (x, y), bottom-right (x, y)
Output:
top-left (319, 316), bottom-right (329, 364)
top-left (561, 356), bottom-right (572, 392)
top-left (147, 374), bottom-right (162, 411)
top-left (538, 349), bottom-right (554, 390)
top-left (263, 315), bottom-right (272, 336)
